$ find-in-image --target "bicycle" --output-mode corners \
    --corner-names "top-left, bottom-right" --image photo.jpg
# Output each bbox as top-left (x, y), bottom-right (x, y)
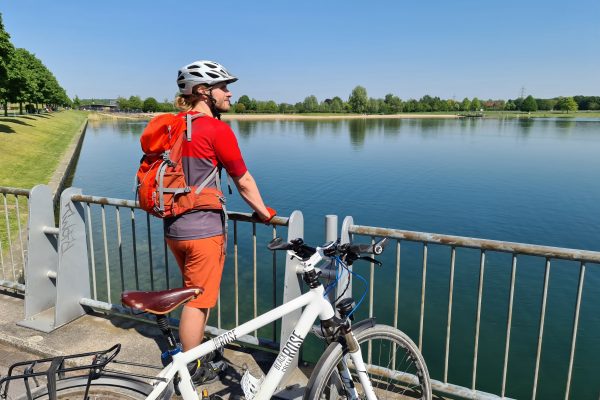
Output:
top-left (1, 237), bottom-right (431, 400)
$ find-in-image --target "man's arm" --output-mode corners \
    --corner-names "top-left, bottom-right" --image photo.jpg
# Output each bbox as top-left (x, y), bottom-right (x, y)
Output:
top-left (233, 171), bottom-right (272, 221)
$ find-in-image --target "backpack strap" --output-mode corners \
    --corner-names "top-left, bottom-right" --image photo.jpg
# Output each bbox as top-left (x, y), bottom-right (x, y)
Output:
top-left (193, 166), bottom-right (219, 195)
top-left (184, 112), bottom-right (205, 142)
top-left (156, 161), bottom-right (188, 213)
top-left (216, 168), bottom-right (228, 255)
top-left (186, 114), bottom-right (193, 142)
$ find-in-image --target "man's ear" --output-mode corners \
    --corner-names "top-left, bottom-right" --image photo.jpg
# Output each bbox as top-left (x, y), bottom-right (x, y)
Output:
top-left (195, 86), bottom-right (208, 96)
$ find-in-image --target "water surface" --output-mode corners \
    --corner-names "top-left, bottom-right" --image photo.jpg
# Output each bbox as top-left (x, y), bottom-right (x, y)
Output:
top-left (71, 117), bottom-right (600, 399)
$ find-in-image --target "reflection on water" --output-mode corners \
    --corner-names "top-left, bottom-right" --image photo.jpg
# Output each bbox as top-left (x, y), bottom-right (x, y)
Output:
top-left (89, 117), bottom-right (591, 143)
top-left (88, 119), bottom-right (146, 137)
top-left (348, 119), bottom-right (366, 146)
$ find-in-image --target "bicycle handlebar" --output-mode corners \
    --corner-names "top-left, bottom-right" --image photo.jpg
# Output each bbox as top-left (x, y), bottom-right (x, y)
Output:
top-left (267, 237), bottom-right (388, 263)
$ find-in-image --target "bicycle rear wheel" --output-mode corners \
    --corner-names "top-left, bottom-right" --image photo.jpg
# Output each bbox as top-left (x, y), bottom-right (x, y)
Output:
top-left (305, 324), bottom-right (432, 400)
top-left (15, 375), bottom-right (172, 400)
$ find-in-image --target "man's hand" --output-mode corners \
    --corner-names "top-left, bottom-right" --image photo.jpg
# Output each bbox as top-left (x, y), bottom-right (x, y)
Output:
top-left (253, 207), bottom-right (277, 224)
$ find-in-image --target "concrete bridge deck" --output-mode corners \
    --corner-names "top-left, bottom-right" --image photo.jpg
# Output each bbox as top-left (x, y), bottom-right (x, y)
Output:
top-left (0, 289), bottom-right (307, 399)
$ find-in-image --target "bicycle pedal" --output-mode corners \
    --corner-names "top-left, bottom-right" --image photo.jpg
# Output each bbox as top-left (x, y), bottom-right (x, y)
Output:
top-left (240, 370), bottom-right (264, 400)
top-left (209, 359), bottom-right (228, 372)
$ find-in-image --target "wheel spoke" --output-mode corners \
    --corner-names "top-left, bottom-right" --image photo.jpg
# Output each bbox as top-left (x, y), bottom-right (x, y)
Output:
top-left (307, 325), bottom-right (431, 400)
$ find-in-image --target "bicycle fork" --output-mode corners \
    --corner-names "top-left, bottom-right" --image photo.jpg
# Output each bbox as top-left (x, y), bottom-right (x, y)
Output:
top-left (338, 330), bottom-right (377, 400)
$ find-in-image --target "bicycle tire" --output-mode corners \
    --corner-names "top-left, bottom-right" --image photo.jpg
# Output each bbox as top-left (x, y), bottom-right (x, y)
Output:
top-left (305, 324), bottom-right (432, 400)
top-left (14, 375), bottom-right (173, 400)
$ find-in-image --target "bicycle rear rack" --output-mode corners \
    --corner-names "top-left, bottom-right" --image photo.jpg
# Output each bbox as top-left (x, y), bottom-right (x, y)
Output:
top-left (0, 344), bottom-right (166, 400)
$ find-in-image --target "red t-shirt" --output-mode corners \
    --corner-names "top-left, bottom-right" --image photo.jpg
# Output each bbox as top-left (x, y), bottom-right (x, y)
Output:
top-left (164, 114), bottom-right (247, 240)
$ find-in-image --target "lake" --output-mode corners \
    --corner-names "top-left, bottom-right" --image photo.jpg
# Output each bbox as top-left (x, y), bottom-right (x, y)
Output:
top-left (71, 116), bottom-right (600, 399)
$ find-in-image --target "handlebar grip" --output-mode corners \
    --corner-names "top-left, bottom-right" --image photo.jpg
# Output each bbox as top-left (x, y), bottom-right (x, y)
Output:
top-left (348, 243), bottom-right (375, 254)
top-left (347, 238), bottom-right (388, 255)
top-left (267, 238), bottom-right (316, 259)
top-left (267, 237), bottom-right (293, 251)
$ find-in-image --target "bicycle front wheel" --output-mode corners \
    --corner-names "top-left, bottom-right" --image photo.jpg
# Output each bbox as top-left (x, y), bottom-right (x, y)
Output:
top-left (305, 324), bottom-right (432, 400)
top-left (15, 375), bottom-right (173, 400)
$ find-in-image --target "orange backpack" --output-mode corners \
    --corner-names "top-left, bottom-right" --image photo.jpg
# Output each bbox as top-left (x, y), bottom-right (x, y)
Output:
top-left (136, 112), bottom-right (225, 218)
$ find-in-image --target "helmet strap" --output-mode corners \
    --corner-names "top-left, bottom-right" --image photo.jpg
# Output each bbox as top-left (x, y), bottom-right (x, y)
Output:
top-left (207, 88), bottom-right (221, 120)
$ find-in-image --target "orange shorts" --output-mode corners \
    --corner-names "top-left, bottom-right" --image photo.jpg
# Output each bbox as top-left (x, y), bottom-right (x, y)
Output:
top-left (166, 235), bottom-right (225, 308)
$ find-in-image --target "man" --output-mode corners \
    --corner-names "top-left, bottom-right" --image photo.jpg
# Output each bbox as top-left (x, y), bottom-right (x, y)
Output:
top-left (167, 60), bottom-right (276, 384)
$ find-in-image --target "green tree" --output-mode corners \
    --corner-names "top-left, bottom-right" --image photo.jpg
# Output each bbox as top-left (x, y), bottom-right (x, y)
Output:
top-left (588, 101), bottom-right (600, 110)
top-left (302, 95), bottom-right (319, 113)
top-left (73, 95), bottom-right (81, 109)
top-left (460, 98), bottom-right (471, 112)
top-left (504, 100), bottom-right (517, 111)
top-left (446, 99), bottom-right (459, 112)
top-left (520, 95), bottom-right (538, 112)
top-left (143, 97), bottom-right (159, 112)
top-left (536, 98), bottom-right (556, 111)
top-left (471, 97), bottom-right (481, 111)
top-left (18, 49), bottom-right (63, 110)
top-left (234, 102), bottom-right (246, 113)
top-left (366, 98), bottom-right (381, 114)
top-left (3, 48), bottom-right (36, 114)
top-left (330, 96), bottom-right (344, 113)
top-left (555, 97), bottom-right (578, 113)
top-left (237, 95), bottom-right (251, 110)
top-left (403, 99), bottom-right (418, 112)
top-left (418, 95), bottom-right (433, 112)
top-left (248, 98), bottom-right (257, 112)
top-left (348, 86), bottom-right (368, 114)
top-left (0, 14), bottom-right (15, 96)
top-left (513, 97), bottom-right (524, 111)
top-left (116, 96), bottom-right (130, 111)
top-left (263, 100), bottom-right (278, 113)
top-left (384, 94), bottom-right (402, 113)
top-left (278, 103), bottom-right (295, 113)
top-left (293, 102), bottom-right (304, 113)
top-left (431, 96), bottom-right (445, 111)
top-left (158, 100), bottom-right (176, 112)
top-left (128, 95), bottom-right (143, 111)
top-left (319, 100), bottom-right (331, 113)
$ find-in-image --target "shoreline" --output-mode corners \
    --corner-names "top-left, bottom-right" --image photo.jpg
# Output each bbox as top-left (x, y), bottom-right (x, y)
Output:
top-left (90, 112), bottom-right (460, 121)
top-left (88, 111), bottom-right (600, 122)
top-left (47, 118), bottom-right (88, 205)
top-left (221, 113), bottom-right (460, 120)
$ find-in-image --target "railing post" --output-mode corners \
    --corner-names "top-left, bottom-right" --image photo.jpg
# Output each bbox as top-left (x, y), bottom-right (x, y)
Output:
top-left (54, 187), bottom-right (91, 328)
top-left (18, 184), bottom-right (58, 332)
top-left (277, 210), bottom-right (304, 394)
top-left (324, 215), bottom-right (338, 303)
top-left (338, 216), bottom-right (354, 300)
top-left (325, 215), bottom-right (338, 242)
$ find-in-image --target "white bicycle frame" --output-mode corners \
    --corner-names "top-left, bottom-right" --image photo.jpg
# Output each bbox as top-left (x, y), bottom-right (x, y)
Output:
top-left (145, 246), bottom-right (378, 400)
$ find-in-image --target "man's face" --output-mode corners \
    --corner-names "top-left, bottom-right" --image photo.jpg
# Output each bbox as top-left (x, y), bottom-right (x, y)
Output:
top-left (211, 83), bottom-right (232, 112)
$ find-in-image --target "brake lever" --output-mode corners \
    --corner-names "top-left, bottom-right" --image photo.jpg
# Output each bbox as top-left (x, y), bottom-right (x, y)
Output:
top-left (358, 256), bottom-right (382, 266)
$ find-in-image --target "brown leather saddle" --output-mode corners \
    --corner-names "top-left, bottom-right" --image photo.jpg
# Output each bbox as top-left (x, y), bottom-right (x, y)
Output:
top-left (121, 287), bottom-right (203, 315)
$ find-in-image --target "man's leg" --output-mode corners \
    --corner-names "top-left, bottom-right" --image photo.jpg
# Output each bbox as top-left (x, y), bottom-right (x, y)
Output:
top-left (179, 306), bottom-right (209, 351)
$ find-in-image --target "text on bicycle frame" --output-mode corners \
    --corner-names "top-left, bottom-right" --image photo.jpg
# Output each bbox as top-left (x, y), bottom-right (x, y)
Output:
top-left (213, 330), bottom-right (237, 348)
top-left (273, 330), bottom-right (304, 373)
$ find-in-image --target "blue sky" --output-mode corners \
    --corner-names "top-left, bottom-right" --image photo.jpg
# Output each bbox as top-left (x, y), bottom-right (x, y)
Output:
top-left (2, 0), bottom-right (599, 103)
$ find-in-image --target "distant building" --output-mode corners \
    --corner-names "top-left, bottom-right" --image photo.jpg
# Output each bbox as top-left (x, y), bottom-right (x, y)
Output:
top-left (78, 99), bottom-right (118, 112)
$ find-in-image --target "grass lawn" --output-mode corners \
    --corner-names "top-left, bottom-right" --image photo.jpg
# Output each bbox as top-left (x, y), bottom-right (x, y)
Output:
top-left (0, 110), bottom-right (87, 280)
top-left (0, 110), bottom-right (88, 188)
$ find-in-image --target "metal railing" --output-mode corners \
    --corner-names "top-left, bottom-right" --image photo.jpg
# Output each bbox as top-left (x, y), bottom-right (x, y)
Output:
top-left (8, 184), bottom-right (600, 399)
top-left (346, 222), bottom-right (600, 400)
top-left (0, 186), bottom-right (29, 292)
top-left (70, 192), bottom-right (290, 347)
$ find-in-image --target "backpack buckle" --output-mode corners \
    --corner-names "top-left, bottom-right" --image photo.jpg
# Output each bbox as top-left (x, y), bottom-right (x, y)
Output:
top-left (162, 151), bottom-right (177, 167)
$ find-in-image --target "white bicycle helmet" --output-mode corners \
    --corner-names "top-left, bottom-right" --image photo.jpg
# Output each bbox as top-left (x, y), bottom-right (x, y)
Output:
top-left (177, 60), bottom-right (238, 95)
